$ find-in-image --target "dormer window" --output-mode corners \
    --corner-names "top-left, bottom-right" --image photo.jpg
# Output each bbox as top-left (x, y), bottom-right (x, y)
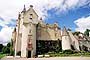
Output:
top-left (29, 14), bottom-right (33, 19)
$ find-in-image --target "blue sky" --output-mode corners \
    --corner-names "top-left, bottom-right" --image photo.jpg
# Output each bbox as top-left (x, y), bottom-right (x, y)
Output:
top-left (0, 0), bottom-right (90, 45)
top-left (45, 6), bottom-right (90, 31)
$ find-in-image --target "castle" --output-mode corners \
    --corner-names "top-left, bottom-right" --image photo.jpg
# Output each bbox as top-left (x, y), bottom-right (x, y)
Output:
top-left (11, 5), bottom-right (90, 58)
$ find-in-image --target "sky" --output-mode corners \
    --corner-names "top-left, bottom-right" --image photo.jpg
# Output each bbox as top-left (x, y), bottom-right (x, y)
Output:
top-left (0, 0), bottom-right (90, 45)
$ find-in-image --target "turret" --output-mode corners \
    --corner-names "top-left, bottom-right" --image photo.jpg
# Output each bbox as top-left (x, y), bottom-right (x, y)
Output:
top-left (38, 17), bottom-right (43, 24)
top-left (20, 5), bottom-right (38, 58)
top-left (62, 26), bottom-right (71, 50)
top-left (68, 30), bottom-right (80, 51)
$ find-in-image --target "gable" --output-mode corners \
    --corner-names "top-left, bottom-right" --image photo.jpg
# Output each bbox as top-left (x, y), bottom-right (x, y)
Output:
top-left (23, 7), bottom-right (38, 24)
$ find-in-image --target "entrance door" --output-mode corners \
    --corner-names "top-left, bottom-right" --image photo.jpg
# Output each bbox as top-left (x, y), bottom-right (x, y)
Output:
top-left (28, 51), bottom-right (31, 58)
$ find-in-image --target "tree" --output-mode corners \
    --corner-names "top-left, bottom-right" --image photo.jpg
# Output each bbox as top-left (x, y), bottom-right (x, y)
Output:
top-left (2, 46), bottom-right (10, 54)
top-left (84, 29), bottom-right (90, 36)
top-left (73, 31), bottom-right (80, 36)
top-left (0, 44), bottom-right (3, 52)
top-left (68, 28), bottom-right (71, 31)
top-left (7, 42), bottom-right (11, 47)
top-left (2, 42), bottom-right (14, 56)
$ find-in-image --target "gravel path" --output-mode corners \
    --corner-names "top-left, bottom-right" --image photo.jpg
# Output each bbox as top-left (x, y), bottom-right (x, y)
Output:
top-left (1, 57), bottom-right (90, 60)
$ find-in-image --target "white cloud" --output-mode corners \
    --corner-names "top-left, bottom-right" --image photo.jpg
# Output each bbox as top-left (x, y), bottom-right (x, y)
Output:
top-left (74, 16), bottom-right (90, 33)
top-left (0, 26), bottom-right (14, 45)
top-left (0, 18), bottom-right (16, 27)
top-left (0, 0), bottom-right (89, 20)
top-left (0, 17), bottom-right (15, 45)
top-left (0, 0), bottom-right (89, 45)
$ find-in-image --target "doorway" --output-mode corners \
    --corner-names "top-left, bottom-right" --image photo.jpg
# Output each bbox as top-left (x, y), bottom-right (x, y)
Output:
top-left (28, 51), bottom-right (31, 58)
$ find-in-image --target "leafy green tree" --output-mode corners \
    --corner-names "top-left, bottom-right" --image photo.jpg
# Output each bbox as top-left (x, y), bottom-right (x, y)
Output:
top-left (84, 29), bottom-right (90, 36)
top-left (68, 28), bottom-right (71, 31)
top-left (0, 44), bottom-right (3, 52)
top-left (73, 31), bottom-right (80, 36)
top-left (2, 42), bottom-right (14, 56)
top-left (7, 42), bottom-right (14, 56)
top-left (7, 42), bottom-right (11, 47)
top-left (2, 46), bottom-right (10, 54)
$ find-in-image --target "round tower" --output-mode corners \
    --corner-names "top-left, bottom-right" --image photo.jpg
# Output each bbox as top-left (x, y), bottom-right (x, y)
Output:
top-left (62, 26), bottom-right (71, 50)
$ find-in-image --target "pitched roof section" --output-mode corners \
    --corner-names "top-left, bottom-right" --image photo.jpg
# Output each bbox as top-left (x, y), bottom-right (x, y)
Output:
top-left (62, 26), bottom-right (68, 36)
top-left (26, 5), bottom-right (38, 17)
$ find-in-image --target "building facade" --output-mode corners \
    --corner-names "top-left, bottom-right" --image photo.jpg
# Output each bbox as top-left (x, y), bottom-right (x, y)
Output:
top-left (12, 5), bottom-right (90, 58)
top-left (12, 5), bottom-right (62, 58)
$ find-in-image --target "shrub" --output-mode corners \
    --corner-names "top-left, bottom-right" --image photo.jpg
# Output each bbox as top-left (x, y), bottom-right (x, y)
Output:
top-left (10, 50), bottom-right (14, 56)
top-left (2, 46), bottom-right (10, 54)
top-left (0, 44), bottom-right (3, 52)
top-left (62, 50), bottom-right (73, 54)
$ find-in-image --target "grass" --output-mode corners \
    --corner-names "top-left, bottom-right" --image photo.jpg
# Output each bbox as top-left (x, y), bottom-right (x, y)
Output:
top-left (45, 51), bottom-right (90, 57)
top-left (0, 52), bottom-right (6, 59)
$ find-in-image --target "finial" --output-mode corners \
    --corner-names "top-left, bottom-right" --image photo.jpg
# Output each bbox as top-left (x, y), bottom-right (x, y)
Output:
top-left (30, 5), bottom-right (33, 8)
top-left (24, 4), bottom-right (26, 11)
top-left (22, 4), bottom-right (26, 13)
top-left (63, 26), bottom-right (66, 29)
top-left (24, 4), bottom-right (25, 8)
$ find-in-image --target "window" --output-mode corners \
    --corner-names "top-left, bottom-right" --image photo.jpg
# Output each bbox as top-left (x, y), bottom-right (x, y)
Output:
top-left (29, 30), bottom-right (31, 33)
top-left (55, 33), bottom-right (57, 37)
top-left (29, 14), bottom-right (33, 19)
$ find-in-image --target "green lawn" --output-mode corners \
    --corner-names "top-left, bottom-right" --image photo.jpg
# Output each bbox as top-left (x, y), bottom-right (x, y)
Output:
top-left (45, 51), bottom-right (90, 57)
top-left (0, 53), bottom-right (6, 59)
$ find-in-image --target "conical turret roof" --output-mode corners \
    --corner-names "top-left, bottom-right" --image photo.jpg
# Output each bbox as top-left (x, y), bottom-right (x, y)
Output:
top-left (62, 26), bottom-right (68, 36)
